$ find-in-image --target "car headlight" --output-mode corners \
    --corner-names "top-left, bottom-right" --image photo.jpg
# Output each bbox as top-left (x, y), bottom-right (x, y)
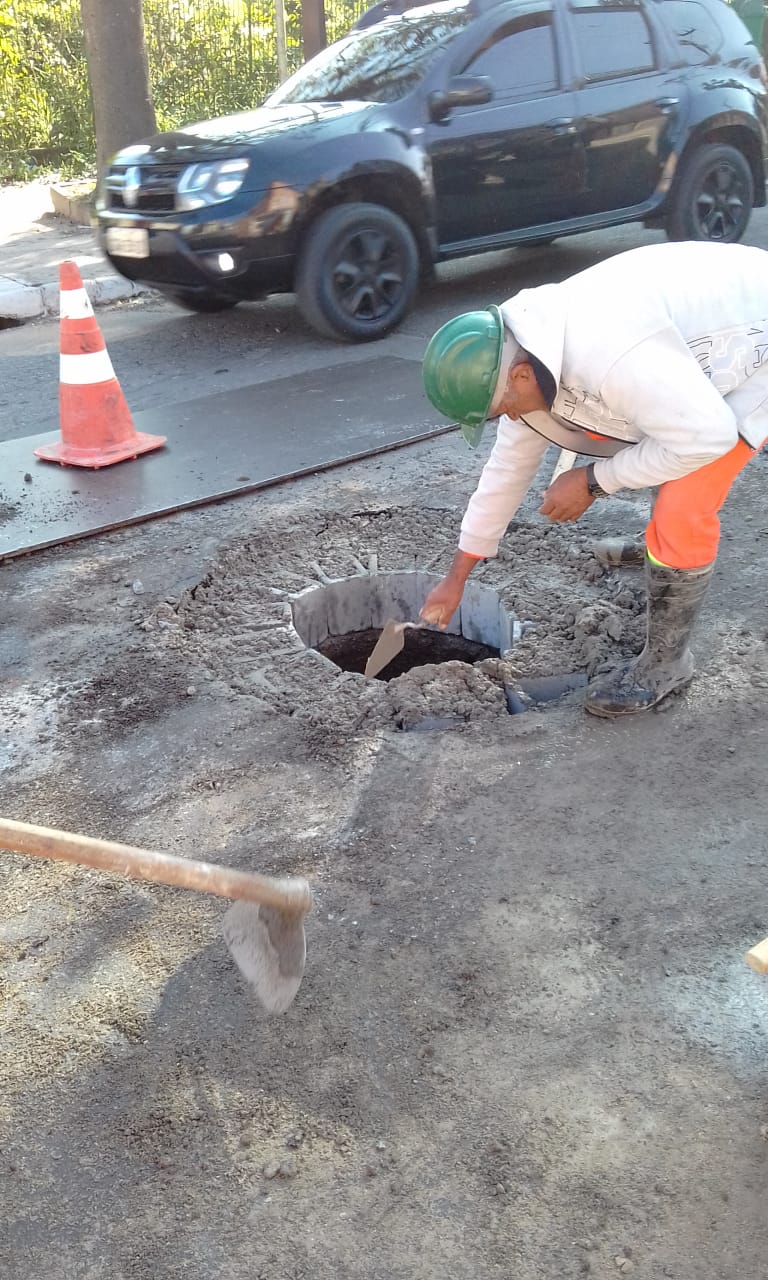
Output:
top-left (177, 158), bottom-right (249, 211)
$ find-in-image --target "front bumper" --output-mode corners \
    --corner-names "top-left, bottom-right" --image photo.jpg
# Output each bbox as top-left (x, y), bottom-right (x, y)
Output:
top-left (96, 187), bottom-right (303, 298)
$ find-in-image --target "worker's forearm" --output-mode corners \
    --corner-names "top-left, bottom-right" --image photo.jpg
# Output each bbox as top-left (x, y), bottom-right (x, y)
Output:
top-left (445, 549), bottom-right (484, 586)
top-left (459, 416), bottom-right (549, 558)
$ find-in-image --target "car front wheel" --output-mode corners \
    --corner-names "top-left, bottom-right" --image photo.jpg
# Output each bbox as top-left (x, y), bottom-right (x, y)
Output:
top-left (665, 143), bottom-right (754, 243)
top-left (296, 202), bottom-right (420, 342)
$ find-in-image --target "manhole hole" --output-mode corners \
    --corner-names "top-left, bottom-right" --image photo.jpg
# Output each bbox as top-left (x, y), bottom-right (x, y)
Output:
top-left (290, 571), bottom-right (514, 681)
top-left (318, 628), bottom-right (497, 680)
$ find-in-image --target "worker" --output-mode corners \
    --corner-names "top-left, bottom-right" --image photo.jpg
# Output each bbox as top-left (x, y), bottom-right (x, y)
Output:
top-left (419, 241), bottom-right (768, 717)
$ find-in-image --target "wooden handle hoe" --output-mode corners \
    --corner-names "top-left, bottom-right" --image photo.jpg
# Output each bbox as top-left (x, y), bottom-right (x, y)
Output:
top-left (0, 817), bottom-right (311, 1015)
top-left (745, 937), bottom-right (768, 975)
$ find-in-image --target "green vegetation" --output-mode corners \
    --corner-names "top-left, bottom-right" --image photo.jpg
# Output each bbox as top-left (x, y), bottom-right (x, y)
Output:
top-left (0, 0), bottom-right (91, 179)
top-left (0, 0), bottom-right (365, 181)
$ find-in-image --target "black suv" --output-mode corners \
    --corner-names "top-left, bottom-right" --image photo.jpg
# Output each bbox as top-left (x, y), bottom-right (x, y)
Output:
top-left (96, 0), bottom-right (768, 341)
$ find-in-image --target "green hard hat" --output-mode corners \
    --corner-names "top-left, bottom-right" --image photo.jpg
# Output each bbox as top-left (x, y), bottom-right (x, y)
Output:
top-left (423, 305), bottom-right (504, 448)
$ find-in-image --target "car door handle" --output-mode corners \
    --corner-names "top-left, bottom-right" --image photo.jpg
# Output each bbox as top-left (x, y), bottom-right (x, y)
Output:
top-left (656, 96), bottom-right (680, 113)
top-left (546, 117), bottom-right (578, 135)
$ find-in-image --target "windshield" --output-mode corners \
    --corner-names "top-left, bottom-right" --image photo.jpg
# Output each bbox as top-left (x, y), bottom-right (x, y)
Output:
top-left (267, 1), bottom-right (474, 106)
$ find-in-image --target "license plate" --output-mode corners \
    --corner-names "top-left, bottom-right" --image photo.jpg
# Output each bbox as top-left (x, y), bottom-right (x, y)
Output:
top-left (105, 227), bottom-right (149, 258)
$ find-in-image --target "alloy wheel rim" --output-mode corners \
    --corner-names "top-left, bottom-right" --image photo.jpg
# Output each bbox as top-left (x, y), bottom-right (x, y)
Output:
top-left (331, 228), bottom-right (405, 323)
top-left (693, 161), bottom-right (749, 240)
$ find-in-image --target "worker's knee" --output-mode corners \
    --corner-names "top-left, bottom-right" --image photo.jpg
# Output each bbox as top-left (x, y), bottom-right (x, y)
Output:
top-left (645, 508), bottom-right (720, 570)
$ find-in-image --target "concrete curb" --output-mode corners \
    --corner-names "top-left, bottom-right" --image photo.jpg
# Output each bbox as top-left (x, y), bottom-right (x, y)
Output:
top-left (0, 275), bottom-right (153, 323)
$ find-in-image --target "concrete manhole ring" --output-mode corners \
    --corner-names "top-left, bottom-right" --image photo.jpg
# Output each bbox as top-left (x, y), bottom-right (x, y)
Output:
top-left (290, 570), bottom-right (515, 679)
top-left (281, 568), bottom-right (518, 731)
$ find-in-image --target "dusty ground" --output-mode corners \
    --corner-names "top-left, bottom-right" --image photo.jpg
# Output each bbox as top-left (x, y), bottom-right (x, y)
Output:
top-left (1, 430), bottom-right (767, 1280)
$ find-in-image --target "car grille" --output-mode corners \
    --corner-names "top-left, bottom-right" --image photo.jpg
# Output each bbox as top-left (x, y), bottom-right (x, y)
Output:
top-left (103, 163), bottom-right (186, 214)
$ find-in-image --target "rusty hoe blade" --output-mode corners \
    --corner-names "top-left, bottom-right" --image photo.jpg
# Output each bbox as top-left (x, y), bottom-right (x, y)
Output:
top-left (223, 900), bottom-right (307, 1014)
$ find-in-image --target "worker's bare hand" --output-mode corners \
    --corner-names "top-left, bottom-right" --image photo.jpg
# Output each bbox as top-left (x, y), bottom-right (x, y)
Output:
top-left (420, 576), bottom-right (464, 630)
top-left (540, 467), bottom-right (594, 522)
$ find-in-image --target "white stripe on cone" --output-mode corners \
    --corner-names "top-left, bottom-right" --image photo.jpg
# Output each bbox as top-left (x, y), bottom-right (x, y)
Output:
top-left (60, 285), bottom-right (95, 322)
top-left (60, 349), bottom-right (116, 386)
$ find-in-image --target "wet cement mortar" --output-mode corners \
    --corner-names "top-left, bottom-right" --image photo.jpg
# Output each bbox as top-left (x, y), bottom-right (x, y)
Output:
top-left (0, 434), bottom-right (767, 1280)
top-left (136, 507), bottom-right (648, 736)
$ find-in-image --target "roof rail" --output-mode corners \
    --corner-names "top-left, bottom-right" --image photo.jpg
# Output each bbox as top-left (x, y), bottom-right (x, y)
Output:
top-left (352, 0), bottom-right (509, 27)
top-left (352, 0), bottom-right (438, 29)
top-left (469, 0), bottom-right (515, 12)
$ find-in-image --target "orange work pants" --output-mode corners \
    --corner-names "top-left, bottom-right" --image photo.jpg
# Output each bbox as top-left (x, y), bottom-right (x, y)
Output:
top-left (645, 438), bottom-right (761, 570)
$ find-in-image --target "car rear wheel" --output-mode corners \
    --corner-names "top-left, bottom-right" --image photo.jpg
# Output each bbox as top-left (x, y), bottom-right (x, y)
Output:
top-left (163, 289), bottom-right (239, 314)
top-left (665, 143), bottom-right (754, 243)
top-left (296, 202), bottom-right (419, 341)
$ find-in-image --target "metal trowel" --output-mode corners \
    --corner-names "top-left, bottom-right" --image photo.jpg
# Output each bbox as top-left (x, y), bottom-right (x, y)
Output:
top-left (364, 619), bottom-right (418, 679)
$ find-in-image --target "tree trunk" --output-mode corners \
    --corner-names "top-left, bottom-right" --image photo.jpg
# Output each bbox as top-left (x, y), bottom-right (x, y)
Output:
top-left (79, 0), bottom-right (156, 174)
top-left (302, 0), bottom-right (327, 62)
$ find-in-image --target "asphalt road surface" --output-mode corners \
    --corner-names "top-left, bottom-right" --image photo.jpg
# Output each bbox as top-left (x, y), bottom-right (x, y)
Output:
top-left (3, 213), bottom-right (768, 447)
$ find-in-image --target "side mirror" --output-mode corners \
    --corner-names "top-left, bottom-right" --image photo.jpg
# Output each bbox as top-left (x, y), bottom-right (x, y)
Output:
top-left (428, 74), bottom-right (493, 123)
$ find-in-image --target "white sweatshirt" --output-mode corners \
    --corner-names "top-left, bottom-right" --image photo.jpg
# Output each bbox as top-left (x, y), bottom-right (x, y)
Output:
top-left (459, 241), bottom-right (768, 559)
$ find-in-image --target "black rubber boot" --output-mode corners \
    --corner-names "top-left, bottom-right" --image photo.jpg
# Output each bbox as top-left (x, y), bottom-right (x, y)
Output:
top-left (590, 538), bottom-right (645, 568)
top-left (585, 557), bottom-right (714, 717)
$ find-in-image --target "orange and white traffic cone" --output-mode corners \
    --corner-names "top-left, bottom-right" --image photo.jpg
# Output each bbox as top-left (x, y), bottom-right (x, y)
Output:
top-left (34, 261), bottom-right (166, 469)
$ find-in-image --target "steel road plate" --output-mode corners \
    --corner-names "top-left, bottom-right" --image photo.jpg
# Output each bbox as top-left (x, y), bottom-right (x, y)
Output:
top-left (0, 356), bottom-right (453, 560)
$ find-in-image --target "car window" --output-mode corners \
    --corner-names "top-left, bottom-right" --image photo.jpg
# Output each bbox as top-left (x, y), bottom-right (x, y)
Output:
top-left (267, 0), bottom-right (475, 105)
top-left (570, 4), bottom-right (656, 80)
top-left (461, 14), bottom-right (559, 96)
top-left (662, 0), bottom-right (723, 64)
